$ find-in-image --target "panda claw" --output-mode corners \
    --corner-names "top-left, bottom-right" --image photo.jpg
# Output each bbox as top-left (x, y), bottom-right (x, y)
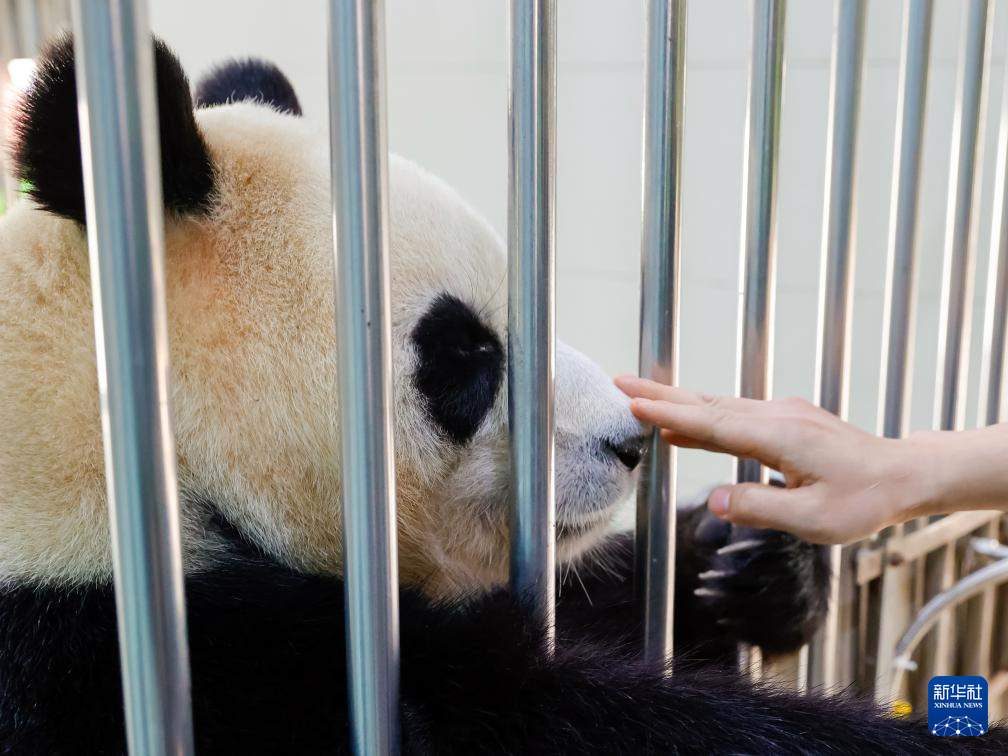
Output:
top-left (698, 570), bottom-right (730, 581)
top-left (694, 587), bottom-right (725, 599)
top-left (716, 538), bottom-right (763, 556)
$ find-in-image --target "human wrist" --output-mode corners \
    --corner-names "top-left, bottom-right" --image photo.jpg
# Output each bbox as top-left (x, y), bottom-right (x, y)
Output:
top-left (892, 430), bottom-right (949, 520)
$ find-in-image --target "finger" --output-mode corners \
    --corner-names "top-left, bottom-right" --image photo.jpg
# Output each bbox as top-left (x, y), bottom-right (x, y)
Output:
top-left (659, 428), bottom-right (736, 454)
top-left (615, 376), bottom-right (770, 415)
top-left (707, 483), bottom-right (822, 541)
top-left (629, 398), bottom-right (786, 469)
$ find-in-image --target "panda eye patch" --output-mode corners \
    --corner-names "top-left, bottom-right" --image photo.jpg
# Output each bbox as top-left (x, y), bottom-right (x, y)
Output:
top-left (412, 294), bottom-right (504, 445)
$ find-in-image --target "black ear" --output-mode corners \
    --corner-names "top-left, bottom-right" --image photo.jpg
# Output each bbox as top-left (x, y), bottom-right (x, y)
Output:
top-left (194, 58), bottom-right (302, 116)
top-left (10, 35), bottom-right (214, 225)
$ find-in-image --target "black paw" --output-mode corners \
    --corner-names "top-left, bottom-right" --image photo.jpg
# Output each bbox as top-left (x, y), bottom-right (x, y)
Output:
top-left (691, 510), bottom-right (830, 655)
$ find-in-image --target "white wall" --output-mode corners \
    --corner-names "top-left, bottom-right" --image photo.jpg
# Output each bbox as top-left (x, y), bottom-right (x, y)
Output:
top-left (150, 0), bottom-right (1008, 496)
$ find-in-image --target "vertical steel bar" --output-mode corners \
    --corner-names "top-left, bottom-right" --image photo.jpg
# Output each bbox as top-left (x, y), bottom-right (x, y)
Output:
top-left (327, 1), bottom-right (400, 753)
top-left (934, 0), bottom-right (990, 433)
top-left (0, 0), bottom-right (17, 60)
top-left (735, 0), bottom-right (785, 679)
top-left (977, 21), bottom-right (1008, 429)
top-left (874, 0), bottom-right (933, 702)
top-left (14, 0), bottom-right (40, 56)
top-left (70, 1), bottom-right (193, 754)
top-left (808, 0), bottom-right (866, 694)
top-left (877, 0), bottom-right (932, 443)
top-left (636, 0), bottom-right (685, 668)
top-left (970, 8), bottom-right (1008, 683)
top-left (507, 0), bottom-right (557, 649)
top-left (736, 0), bottom-right (786, 485)
top-left (924, 0), bottom-right (991, 685)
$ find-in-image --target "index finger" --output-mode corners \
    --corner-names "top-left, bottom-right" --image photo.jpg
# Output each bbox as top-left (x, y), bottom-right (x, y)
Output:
top-left (615, 376), bottom-right (775, 415)
top-left (629, 397), bottom-right (787, 471)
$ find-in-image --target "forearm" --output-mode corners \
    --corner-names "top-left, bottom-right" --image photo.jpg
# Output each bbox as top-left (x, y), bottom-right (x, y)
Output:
top-left (903, 423), bottom-right (1008, 518)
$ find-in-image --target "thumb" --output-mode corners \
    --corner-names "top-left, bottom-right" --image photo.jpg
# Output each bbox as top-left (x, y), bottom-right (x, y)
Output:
top-left (707, 482), bottom-right (810, 534)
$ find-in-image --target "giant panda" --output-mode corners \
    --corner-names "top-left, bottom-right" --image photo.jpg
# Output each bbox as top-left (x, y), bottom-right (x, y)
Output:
top-left (0, 36), bottom-right (1002, 755)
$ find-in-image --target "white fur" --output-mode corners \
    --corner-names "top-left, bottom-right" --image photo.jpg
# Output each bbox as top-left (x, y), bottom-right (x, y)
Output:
top-left (0, 102), bottom-right (642, 595)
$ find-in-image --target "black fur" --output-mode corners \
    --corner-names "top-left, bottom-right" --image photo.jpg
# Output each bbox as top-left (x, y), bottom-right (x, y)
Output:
top-left (10, 35), bottom-right (214, 225)
top-left (1, 509), bottom-right (1001, 754)
top-left (194, 58), bottom-right (303, 115)
top-left (559, 506), bottom-right (831, 662)
top-left (411, 294), bottom-right (505, 445)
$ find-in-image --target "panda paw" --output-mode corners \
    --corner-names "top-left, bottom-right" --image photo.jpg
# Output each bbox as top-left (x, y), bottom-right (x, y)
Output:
top-left (691, 512), bottom-right (831, 656)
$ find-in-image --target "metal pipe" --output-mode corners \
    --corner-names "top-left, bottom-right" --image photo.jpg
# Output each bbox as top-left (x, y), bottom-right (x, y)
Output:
top-left (14, 0), bottom-right (40, 56)
top-left (736, 0), bottom-right (785, 485)
top-left (0, 0), bottom-right (17, 61)
top-left (635, 0), bottom-right (685, 669)
top-left (507, 0), bottom-right (557, 649)
top-left (873, 1), bottom-right (933, 700)
top-left (970, 537), bottom-right (1008, 561)
top-left (327, 1), bottom-right (400, 753)
top-left (70, 1), bottom-right (193, 753)
top-left (934, 0), bottom-right (990, 433)
top-left (977, 16), bottom-right (1008, 428)
top-left (888, 557), bottom-right (1008, 700)
top-left (814, 0), bottom-right (865, 423)
top-left (878, 0), bottom-right (932, 441)
top-left (808, 0), bottom-right (866, 693)
top-left (920, 0), bottom-right (992, 689)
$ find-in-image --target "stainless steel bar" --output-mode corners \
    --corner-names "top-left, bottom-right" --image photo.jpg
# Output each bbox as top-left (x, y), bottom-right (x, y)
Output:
top-left (878, 0), bottom-right (932, 442)
top-left (327, 1), bottom-right (400, 753)
top-left (507, 0), bottom-right (557, 649)
top-left (635, 0), bottom-right (685, 669)
top-left (0, 0), bottom-right (17, 60)
top-left (70, 1), bottom-right (193, 753)
top-left (977, 18), bottom-right (1008, 428)
top-left (736, 0), bottom-right (785, 485)
top-left (873, 0), bottom-right (933, 702)
top-left (923, 0), bottom-right (990, 687)
top-left (970, 9), bottom-right (1008, 681)
top-left (14, 0), bottom-right (40, 56)
top-left (934, 0), bottom-right (990, 433)
top-left (808, 0), bottom-right (866, 694)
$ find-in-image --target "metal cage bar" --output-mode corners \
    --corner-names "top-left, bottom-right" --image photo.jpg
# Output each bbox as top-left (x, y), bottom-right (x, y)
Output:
top-left (635, 0), bottom-right (685, 668)
top-left (70, 1), bottom-right (194, 753)
top-left (327, 1), bottom-right (401, 753)
top-left (970, 3), bottom-right (1008, 687)
top-left (934, 0), bottom-right (990, 434)
top-left (507, 0), bottom-right (557, 648)
top-left (873, 0), bottom-right (933, 702)
top-left (808, 0), bottom-right (866, 693)
top-left (877, 0), bottom-right (932, 443)
top-left (736, 0), bottom-right (785, 485)
top-left (924, 0), bottom-right (991, 685)
top-left (978, 14), bottom-right (1008, 429)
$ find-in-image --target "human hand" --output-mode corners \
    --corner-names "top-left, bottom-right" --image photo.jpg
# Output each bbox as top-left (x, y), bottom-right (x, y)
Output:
top-left (614, 376), bottom-right (938, 544)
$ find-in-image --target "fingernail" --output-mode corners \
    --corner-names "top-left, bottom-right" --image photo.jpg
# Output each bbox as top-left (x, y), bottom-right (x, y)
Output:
top-left (709, 488), bottom-right (730, 517)
top-left (628, 397), bottom-right (651, 413)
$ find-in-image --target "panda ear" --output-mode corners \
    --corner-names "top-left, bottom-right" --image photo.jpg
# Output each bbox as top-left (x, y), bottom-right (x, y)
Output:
top-left (11, 34), bottom-right (214, 225)
top-left (194, 58), bottom-right (302, 116)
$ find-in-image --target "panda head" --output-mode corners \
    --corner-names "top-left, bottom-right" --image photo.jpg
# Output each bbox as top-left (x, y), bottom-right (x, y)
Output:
top-left (0, 37), bottom-right (646, 596)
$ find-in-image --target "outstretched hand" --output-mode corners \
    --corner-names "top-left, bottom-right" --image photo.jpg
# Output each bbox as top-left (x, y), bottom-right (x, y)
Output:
top-left (614, 375), bottom-right (938, 544)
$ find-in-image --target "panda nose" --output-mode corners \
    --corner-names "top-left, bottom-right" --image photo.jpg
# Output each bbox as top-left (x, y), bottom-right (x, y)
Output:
top-left (605, 435), bottom-right (649, 471)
